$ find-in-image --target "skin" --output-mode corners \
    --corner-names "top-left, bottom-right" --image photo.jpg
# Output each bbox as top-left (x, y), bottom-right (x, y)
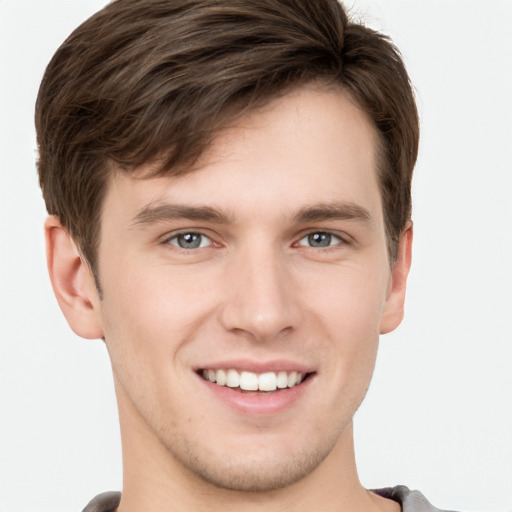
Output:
top-left (46, 86), bottom-right (412, 512)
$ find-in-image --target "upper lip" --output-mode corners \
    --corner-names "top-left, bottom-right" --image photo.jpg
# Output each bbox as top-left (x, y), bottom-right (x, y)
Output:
top-left (193, 359), bottom-right (315, 374)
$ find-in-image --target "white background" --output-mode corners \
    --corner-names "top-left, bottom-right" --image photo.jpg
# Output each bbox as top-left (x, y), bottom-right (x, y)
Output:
top-left (0, 1), bottom-right (511, 511)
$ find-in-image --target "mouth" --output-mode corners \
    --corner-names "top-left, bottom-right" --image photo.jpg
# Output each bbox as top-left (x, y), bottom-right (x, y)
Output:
top-left (197, 368), bottom-right (313, 394)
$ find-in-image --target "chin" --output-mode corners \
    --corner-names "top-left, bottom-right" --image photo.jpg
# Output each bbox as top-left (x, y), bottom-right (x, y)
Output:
top-left (165, 427), bottom-right (343, 493)
top-left (183, 449), bottom-right (331, 492)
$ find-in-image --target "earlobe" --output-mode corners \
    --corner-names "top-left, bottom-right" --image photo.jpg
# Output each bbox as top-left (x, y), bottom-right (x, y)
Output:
top-left (45, 216), bottom-right (104, 340)
top-left (379, 222), bottom-right (413, 335)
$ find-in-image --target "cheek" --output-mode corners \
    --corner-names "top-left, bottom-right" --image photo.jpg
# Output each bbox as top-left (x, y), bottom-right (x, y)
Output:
top-left (302, 260), bottom-right (389, 378)
top-left (305, 259), bottom-right (389, 333)
top-left (98, 262), bottom-right (216, 378)
top-left (98, 268), bottom-right (213, 425)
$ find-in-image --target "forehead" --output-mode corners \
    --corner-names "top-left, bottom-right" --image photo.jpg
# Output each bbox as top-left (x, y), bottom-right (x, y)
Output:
top-left (104, 85), bottom-right (382, 226)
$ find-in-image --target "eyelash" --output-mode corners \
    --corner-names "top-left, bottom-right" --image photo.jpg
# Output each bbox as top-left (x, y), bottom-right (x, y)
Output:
top-left (296, 231), bottom-right (344, 249)
top-left (162, 230), bottom-right (347, 251)
top-left (164, 231), bottom-right (214, 250)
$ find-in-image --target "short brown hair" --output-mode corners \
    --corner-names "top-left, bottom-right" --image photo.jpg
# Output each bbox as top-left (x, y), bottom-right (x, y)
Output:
top-left (36, 0), bottom-right (419, 280)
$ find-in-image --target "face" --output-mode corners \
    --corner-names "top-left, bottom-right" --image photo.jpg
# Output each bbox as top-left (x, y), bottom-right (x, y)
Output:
top-left (84, 86), bottom-right (408, 491)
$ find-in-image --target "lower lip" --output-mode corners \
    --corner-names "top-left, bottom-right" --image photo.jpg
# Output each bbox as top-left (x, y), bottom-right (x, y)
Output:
top-left (197, 374), bottom-right (315, 416)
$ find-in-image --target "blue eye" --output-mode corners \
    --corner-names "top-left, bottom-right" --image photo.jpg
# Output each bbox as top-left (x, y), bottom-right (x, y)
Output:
top-left (298, 232), bottom-right (342, 248)
top-left (168, 232), bottom-right (212, 249)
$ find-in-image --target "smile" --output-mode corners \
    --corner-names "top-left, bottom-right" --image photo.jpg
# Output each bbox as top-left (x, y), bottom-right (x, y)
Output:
top-left (200, 369), bottom-right (307, 392)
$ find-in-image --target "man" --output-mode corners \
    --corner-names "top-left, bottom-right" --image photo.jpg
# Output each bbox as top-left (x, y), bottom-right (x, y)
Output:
top-left (35, 0), bottom-right (453, 511)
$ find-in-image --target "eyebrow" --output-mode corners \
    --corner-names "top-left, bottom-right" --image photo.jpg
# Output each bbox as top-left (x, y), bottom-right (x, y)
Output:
top-left (130, 200), bottom-right (372, 228)
top-left (130, 203), bottom-right (235, 227)
top-left (292, 202), bottom-right (373, 225)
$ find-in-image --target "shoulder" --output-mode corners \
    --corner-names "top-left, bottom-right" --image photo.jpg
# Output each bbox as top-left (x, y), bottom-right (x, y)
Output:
top-left (81, 491), bottom-right (121, 512)
top-left (372, 485), bottom-right (461, 512)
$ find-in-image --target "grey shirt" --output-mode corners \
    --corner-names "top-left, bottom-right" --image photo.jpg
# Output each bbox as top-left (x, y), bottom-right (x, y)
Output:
top-left (81, 485), bottom-right (459, 511)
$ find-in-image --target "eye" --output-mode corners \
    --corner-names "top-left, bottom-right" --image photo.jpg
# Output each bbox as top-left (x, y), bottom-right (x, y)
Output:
top-left (297, 232), bottom-right (343, 248)
top-left (167, 232), bottom-right (212, 249)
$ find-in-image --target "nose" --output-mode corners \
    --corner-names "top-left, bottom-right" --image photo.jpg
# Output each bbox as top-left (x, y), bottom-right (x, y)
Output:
top-left (219, 245), bottom-right (301, 342)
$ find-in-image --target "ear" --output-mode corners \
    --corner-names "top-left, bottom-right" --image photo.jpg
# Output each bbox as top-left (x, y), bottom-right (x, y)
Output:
top-left (45, 216), bottom-right (104, 339)
top-left (380, 222), bottom-right (413, 335)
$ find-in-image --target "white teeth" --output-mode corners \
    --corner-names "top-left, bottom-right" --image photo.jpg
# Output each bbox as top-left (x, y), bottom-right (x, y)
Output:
top-left (202, 368), bottom-right (307, 391)
top-left (258, 372), bottom-right (277, 391)
top-left (287, 371), bottom-right (298, 387)
top-left (276, 371), bottom-right (288, 389)
top-left (226, 369), bottom-right (240, 388)
top-left (240, 371), bottom-right (259, 391)
top-left (216, 369), bottom-right (226, 386)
